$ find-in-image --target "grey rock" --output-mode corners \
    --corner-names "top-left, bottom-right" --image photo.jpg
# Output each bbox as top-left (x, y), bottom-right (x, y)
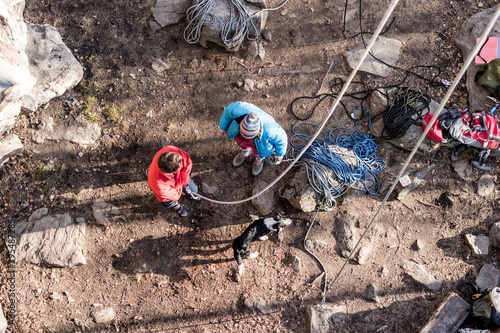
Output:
top-left (251, 180), bottom-right (275, 215)
top-left (92, 307), bottom-right (115, 323)
top-left (453, 159), bottom-right (473, 181)
top-left (464, 234), bottom-right (489, 256)
top-left (455, 4), bottom-right (500, 115)
top-left (153, 0), bottom-right (191, 27)
top-left (334, 210), bottom-right (359, 257)
top-left (279, 167), bottom-right (317, 212)
top-left (23, 23), bottom-right (83, 112)
top-left (305, 303), bottom-right (346, 333)
top-left (344, 36), bottom-right (402, 77)
top-left (149, 19), bottom-right (162, 31)
top-left (365, 284), bottom-right (380, 303)
top-left (49, 292), bottom-right (62, 300)
top-left (477, 172), bottom-right (495, 197)
top-left (16, 208), bottom-right (86, 267)
top-left (243, 78), bottom-right (255, 92)
top-left (293, 255), bottom-right (301, 272)
top-left (413, 239), bottom-right (424, 251)
top-left (404, 260), bottom-right (442, 291)
top-left (262, 29), bottom-right (272, 41)
top-left (489, 221), bottom-right (500, 248)
top-left (92, 200), bottom-right (121, 227)
top-left (381, 266), bottom-right (390, 278)
top-left (201, 182), bottom-right (218, 195)
top-left (305, 239), bottom-right (327, 251)
top-left (476, 263), bottom-right (500, 291)
top-left (243, 40), bottom-right (259, 60)
top-left (0, 304), bottom-right (6, 333)
top-left (0, 134), bottom-right (22, 168)
top-left (356, 236), bottom-right (374, 265)
top-left (33, 115), bottom-right (101, 147)
top-left (0, 0), bottom-right (37, 137)
top-left (151, 58), bottom-right (170, 73)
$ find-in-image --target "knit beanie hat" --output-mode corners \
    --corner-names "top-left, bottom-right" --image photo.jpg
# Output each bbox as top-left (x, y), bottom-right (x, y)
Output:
top-left (240, 111), bottom-right (261, 139)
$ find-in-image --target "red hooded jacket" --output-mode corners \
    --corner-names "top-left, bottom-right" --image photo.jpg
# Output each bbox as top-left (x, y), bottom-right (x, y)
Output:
top-left (148, 146), bottom-right (192, 202)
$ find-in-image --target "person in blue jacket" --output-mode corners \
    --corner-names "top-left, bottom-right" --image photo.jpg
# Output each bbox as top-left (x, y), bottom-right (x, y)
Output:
top-left (218, 102), bottom-right (288, 176)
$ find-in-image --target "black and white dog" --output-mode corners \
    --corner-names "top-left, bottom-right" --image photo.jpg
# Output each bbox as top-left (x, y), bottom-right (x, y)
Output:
top-left (232, 214), bottom-right (292, 275)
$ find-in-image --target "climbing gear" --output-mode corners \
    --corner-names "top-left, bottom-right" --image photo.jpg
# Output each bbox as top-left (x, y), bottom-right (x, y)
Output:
top-left (183, 179), bottom-right (202, 201)
top-left (252, 159), bottom-right (264, 176)
top-left (232, 153), bottom-right (248, 167)
top-left (459, 282), bottom-right (500, 329)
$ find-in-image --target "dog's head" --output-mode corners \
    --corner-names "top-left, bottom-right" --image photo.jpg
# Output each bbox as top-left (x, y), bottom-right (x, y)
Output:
top-left (264, 214), bottom-right (292, 231)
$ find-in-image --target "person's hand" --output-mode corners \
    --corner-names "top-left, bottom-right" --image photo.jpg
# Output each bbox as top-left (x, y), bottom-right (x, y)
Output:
top-left (219, 128), bottom-right (226, 136)
top-left (275, 156), bottom-right (283, 165)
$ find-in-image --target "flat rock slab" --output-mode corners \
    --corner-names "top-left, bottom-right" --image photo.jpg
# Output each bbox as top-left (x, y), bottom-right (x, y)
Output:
top-left (464, 234), bottom-right (489, 256)
top-left (32, 115), bottom-right (101, 147)
top-left (419, 292), bottom-right (469, 333)
top-left (92, 200), bottom-right (121, 227)
top-left (306, 303), bottom-right (346, 333)
top-left (475, 263), bottom-right (500, 291)
top-left (344, 36), bottom-right (402, 77)
top-left (16, 208), bottom-right (86, 267)
top-left (404, 260), bottom-right (442, 291)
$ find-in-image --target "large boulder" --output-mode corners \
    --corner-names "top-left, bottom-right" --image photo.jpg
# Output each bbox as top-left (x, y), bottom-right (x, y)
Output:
top-left (279, 167), bottom-right (318, 212)
top-left (152, 0), bottom-right (191, 27)
top-left (22, 23), bottom-right (83, 112)
top-left (455, 4), bottom-right (500, 113)
top-left (0, 0), bottom-right (37, 137)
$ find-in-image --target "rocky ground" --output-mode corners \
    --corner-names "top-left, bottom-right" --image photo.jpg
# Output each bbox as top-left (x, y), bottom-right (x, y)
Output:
top-left (1, 0), bottom-right (500, 332)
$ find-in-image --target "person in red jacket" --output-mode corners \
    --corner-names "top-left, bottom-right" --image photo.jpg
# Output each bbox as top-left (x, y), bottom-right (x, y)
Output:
top-left (147, 146), bottom-right (201, 217)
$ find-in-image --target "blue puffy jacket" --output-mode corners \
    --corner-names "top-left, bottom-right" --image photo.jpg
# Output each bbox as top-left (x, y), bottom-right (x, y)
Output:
top-left (219, 102), bottom-right (288, 158)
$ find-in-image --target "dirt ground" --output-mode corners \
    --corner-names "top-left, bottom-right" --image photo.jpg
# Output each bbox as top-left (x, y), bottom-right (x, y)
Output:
top-left (1, 0), bottom-right (500, 332)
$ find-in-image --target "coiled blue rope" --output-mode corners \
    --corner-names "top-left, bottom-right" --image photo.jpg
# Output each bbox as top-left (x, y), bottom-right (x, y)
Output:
top-left (287, 107), bottom-right (385, 210)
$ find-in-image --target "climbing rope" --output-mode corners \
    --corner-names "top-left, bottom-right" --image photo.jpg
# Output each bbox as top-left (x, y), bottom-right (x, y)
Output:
top-left (381, 87), bottom-right (431, 139)
top-left (288, 109), bottom-right (385, 210)
top-left (303, 207), bottom-right (328, 298)
top-left (184, 0), bottom-right (290, 48)
top-left (195, 0), bottom-right (400, 205)
top-left (321, 4), bottom-right (500, 304)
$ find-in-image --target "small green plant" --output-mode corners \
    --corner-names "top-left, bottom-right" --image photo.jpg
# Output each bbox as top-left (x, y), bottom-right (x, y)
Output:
top-left (33, 164), bottom-right (49, 181)
top-left (81, 96), bottom-right (102, 122)
top-left (102, 105), bottom-right (120, 119)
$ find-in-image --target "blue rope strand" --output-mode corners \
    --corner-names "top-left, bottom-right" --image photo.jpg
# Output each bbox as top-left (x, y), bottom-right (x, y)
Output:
top-left (287, 107), bottom-right (386, 209)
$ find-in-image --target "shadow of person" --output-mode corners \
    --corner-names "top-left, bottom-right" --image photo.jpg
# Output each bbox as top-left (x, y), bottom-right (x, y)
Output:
top-left (112, 232), bottom-right (233, 283)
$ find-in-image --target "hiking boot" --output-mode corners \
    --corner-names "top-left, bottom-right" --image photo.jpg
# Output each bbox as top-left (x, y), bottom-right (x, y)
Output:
top-left (252, 159), bottom-right (264, 176)
top-left (174, 205), bottom-right (189, 218)
top-left (232, 153), bottom-right (248, 167)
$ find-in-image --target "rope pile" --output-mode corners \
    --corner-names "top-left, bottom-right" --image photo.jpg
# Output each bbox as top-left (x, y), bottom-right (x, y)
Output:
top-left (184, 0), bottom-right (289, 49)
top-left (287, 113), bottom-right (385, 210)
top-left (382, 87), bottom-right (431, 139)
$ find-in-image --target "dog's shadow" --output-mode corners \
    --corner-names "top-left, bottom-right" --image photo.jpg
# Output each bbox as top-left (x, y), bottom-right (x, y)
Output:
top-left (112, 231), bottom-right (233, 283)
